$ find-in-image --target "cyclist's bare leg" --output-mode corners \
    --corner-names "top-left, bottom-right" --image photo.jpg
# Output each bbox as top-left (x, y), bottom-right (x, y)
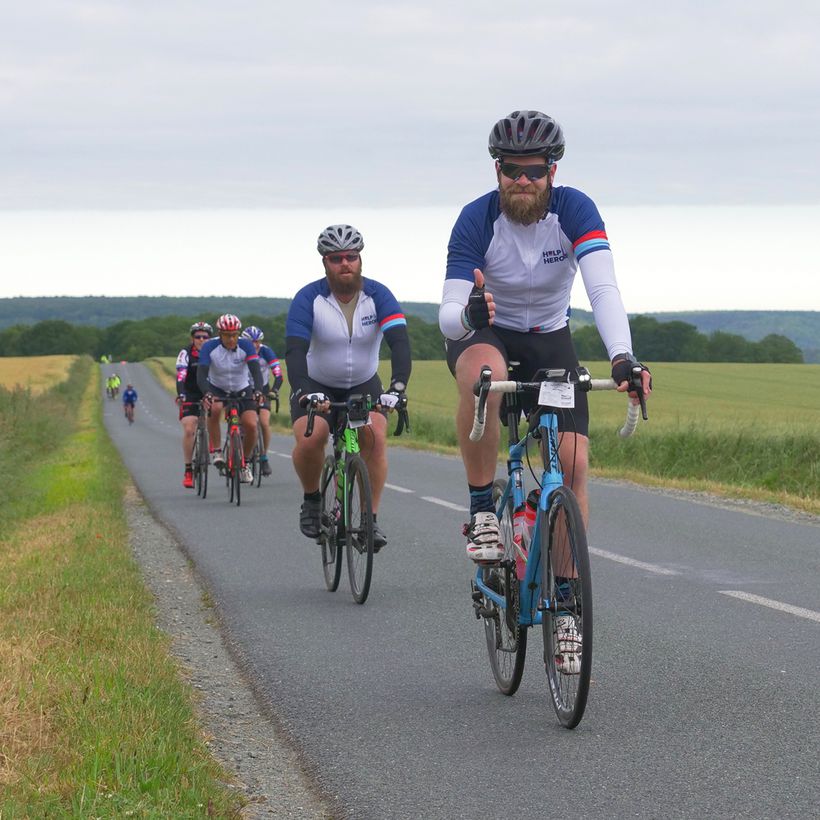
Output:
top-left (358, 412), bottom-right (388, 513)
top-left (455, 344), bottom-right (506, 486)
top-left (259, 407), bottom-right (271, 453)
top-left (181, 416), bottom-right (197, 462)
top-left (291, 415), bottom-right (330, 493)
top-left (208, 400), bottom-right (223, 451)
top-left (241, 409), bottom-right (258, 460)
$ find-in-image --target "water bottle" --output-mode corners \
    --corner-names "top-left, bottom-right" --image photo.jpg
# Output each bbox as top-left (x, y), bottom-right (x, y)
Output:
top-left (523, 489), bottom-right (541, 547)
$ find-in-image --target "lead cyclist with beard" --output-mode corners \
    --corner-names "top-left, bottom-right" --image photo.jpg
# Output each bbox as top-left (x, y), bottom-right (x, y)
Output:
top-left (439, 111), bottom-right (652, 651)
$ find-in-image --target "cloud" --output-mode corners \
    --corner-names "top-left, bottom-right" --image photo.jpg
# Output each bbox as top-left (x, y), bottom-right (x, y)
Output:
top-left (1, 1), bottom-right (818, 207)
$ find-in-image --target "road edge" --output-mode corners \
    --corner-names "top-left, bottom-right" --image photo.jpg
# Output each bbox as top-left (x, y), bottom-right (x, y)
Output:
top-left (124, 482), bottom-right (341, 819)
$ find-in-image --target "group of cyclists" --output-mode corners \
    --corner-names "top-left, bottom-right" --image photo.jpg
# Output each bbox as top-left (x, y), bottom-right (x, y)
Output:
top-left (105, 372), bottom-right (120, 398)
top-left (166, 111), bottom-right (653, 573)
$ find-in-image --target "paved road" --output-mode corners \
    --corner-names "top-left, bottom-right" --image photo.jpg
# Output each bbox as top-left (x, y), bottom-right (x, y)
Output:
top-left (103, 363), bottom-right (820, 819)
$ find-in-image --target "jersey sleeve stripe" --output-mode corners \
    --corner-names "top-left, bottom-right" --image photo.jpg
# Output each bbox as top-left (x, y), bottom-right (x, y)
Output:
top-left (573, 230), bottom-right (610, 260)
top-left (379, 313), bottom-right (407, 331)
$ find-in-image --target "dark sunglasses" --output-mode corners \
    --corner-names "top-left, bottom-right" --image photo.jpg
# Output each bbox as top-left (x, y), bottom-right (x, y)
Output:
top-left (325, 252), bottom-right (360, 264)
top-left (499, 161), bottom-right (551, 181)
top-left (193, 334), bottom-right (210, 340)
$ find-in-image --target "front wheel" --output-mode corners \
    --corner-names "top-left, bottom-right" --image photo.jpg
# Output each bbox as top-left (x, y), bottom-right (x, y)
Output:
top-left (540, 486), bottom-right (592, 729)
top-left (319, 455), bottom-right (343, 592)
top-left (229, 432), bottom-right (242, 506)
top-left (482, 478), bottom-right (527, 695)
top-left (345, 455), bottom-right (374, 604)
top-left (194, 424), bottom-right (209, 499)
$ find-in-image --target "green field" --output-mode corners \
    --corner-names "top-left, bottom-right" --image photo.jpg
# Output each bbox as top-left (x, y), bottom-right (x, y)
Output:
top-left (150, 357), bottom-right (820, 513)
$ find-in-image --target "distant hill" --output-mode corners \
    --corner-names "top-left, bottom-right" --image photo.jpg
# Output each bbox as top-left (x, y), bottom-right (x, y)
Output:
top-left (0, 297), bottom-right (816, 361)
top-left (0, 295), bottom-right (441, 328)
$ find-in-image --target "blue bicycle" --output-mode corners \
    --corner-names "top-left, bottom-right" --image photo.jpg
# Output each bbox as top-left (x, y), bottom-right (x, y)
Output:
top-left (469, 365), bottom-right (644, 728)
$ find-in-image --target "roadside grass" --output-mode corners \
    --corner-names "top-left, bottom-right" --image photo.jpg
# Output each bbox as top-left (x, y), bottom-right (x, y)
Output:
top-left (0, 354), bottom-right (77, 395)
top-left (147, 357), bottom-right (819, 514)
top-left (0, 358), bottom-right (242, 816)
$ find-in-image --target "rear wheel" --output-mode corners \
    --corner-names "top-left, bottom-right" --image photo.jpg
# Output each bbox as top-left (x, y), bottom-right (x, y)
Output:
top-left (482, 478), bottom-right (527, 695)
top-left (319, 456), bottom-right (343, 592)
top-left (540, 486), bottom-right (592, 729)
top-left (345, 455), bottom-right (374, 604)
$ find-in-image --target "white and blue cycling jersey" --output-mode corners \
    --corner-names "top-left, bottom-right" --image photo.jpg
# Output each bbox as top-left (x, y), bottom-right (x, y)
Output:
top-left (257, 344), bottom-right (282, 388)
top-left (199, 337), bottom-right (259, 392)
top-left (439, 186), bottom-right (632, 360)
top-left (286, 277), bottom-right (406, 389)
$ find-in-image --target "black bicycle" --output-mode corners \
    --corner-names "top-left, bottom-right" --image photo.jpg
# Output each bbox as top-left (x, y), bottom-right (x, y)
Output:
top-left (304, 393), bottom-right (409, 604)
top-left (189, 401), bottom-right (209, 498)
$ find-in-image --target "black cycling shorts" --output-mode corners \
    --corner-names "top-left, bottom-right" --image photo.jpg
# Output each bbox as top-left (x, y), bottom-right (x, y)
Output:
top-left (289, 373), bottom-right (386, 425)
top-left (210, 386), bottom-right (257, 415)
top-left (179, 399), bottom-right (204, 420)
top-left (445, 323), bottom-right (589, 436)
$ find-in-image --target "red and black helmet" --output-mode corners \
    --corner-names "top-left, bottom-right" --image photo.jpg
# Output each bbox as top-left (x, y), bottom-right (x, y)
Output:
top-left (190, 321), bottom-right (213, 336)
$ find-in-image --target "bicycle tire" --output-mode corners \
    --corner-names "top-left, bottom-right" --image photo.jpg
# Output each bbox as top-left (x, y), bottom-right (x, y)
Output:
top-left (193, 424), bottom-right (208, 498)
top-left (345, 454), bottom-right (374, 604)
top-left (231, 431), bottom-right (242, 506)
top-left (254, 434), bottom-right (263, 488)
top-left (319, 455), bottom-right (343, 592)
top-left (482, 478), bottom-right (528, 695)
top-left (540, 486), bottom-right (592, 729)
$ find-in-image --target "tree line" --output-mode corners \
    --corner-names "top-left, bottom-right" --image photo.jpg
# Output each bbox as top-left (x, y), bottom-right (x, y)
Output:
top-left (0, 313), bottom-right (804, 363)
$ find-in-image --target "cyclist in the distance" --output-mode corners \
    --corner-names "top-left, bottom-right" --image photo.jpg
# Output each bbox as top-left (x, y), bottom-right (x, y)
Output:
top-left (197, 314), bottom-right (265, 484)
top-left (122, 383), bottom-right (138, 421)
top-left (176, 321), bottom-right (213, 488)
top-left (241, 325), bottom-right (283, 477)
top-left (439, 110), bottom-right (651, 564)
top-left (286, 224), bottom-right (411, 550)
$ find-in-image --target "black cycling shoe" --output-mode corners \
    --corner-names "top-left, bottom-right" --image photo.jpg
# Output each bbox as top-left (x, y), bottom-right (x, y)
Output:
top-left (299, 498), bottom-right (321, 539)
top-left (372, 523), bottom-right (387, 553)
top-left (260, 459), bottom-right (272, 477)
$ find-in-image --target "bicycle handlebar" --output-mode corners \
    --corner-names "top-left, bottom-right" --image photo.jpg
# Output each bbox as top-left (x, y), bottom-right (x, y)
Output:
top-left (303, 395), bottom-right (410, 438)
top-left (469, 368), bottom-right (644, 442)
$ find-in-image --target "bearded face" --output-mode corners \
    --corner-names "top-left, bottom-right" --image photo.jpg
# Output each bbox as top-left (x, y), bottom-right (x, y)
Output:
top-left (496, 159), bottom-right (555, 225)
top-left (322, 253), bottom-right (363, 298)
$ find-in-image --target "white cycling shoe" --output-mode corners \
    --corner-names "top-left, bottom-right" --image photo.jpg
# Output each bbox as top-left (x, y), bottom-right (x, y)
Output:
top-left (464, 511), bottom-right (504, 562)
top-left (554, 614), bottom-right (582, 675)
top-left (239, 465), bottom-right (253, 484)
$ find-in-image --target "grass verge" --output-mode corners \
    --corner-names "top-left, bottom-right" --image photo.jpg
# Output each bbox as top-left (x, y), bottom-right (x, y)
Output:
top-left (0, 358), bottom-right (242, 816)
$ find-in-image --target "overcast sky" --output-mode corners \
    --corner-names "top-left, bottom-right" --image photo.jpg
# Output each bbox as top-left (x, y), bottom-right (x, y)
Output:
top-left (2, 1), bottom-right (819, 210)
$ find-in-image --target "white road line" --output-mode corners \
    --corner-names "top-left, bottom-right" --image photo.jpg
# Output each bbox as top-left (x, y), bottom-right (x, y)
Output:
top-left (385, 483), bottom-right (414, 494)
top-left (422, 497), bottom-right (469, 512)
top-left (718, 591), bottom-right (820, 623)
top-left (589, 547), bottom-right (681, 576)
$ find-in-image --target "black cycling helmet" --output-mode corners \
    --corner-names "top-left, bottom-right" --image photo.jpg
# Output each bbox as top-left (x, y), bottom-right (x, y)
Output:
top-left (317, 224), bottom-right (364, 255)
top-left (488, 110), bottom-right (565, 163)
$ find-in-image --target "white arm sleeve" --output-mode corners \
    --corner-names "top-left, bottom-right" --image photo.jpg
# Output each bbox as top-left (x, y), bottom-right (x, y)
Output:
top-left (579, 249), bottom-right (633, 360)
top-left (439, 278), bottom-right (475, 341)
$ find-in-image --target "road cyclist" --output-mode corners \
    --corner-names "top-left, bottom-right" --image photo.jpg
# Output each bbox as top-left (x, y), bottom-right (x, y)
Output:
top-left (286, 223), bottom-right (411, 552)
top-left (240, 325), bottom-right (283, 478)
top-left (122, 383), bottom-right (138, 423)
top-left (439, 110), bottom-right (651, 681)
top-left (196, 314), bottom-right (266, 485)
top-left (175, 321), bottom-right (213, 488)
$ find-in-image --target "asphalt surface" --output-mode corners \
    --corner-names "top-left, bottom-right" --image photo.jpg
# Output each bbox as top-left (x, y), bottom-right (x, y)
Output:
top-left (103, 363), bottom-right (820, 819)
